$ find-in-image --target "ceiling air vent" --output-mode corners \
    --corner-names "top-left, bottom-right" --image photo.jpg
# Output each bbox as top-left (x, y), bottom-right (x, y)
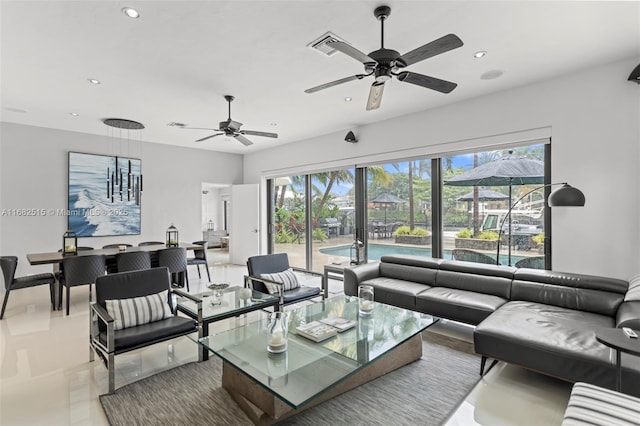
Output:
top-left (307, 31), bottom-right (349, 56)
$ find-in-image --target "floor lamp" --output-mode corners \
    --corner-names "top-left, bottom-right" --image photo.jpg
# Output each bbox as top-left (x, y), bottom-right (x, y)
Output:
top-left (496, 183), bottom-right (586, 266)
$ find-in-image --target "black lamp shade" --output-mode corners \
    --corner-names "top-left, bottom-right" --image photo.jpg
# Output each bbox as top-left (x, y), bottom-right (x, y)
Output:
top-left (166, 224), bottom-right (179, 247)
top-left (548, 184), bottom-right (586, 207)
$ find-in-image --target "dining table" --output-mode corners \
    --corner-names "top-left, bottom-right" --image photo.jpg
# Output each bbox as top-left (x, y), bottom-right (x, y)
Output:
top-left (27, 242), bottom-right (201, 309)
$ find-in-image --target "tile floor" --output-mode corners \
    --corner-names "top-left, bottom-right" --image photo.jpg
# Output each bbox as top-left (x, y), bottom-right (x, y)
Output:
top-left (0, 250), bottom-right (572, 425)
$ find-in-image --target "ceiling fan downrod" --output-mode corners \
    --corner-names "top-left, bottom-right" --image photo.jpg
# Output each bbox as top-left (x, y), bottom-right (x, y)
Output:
top-left (224, 95), bottom-right (234, 120)
top-left (374, 6), bottom-right (391, 49)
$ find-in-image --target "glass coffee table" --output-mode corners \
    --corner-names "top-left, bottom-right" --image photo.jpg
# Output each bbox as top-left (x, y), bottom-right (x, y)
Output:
top-left (200, 295), bottom-right (438, 424)
top-left (176, 286), bottom-right (279, 361)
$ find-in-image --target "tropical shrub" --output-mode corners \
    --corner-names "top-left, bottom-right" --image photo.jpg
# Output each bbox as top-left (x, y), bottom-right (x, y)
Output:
top-left (532, 233), bottom-right (545, 245)
top-left (393, 226), bottom-right (411, 236)
top-left (312, 229), bottom-right (327, 242)
top-left (478, 231), bottom-right (499, 241)
top-left (411, 228), bottom-right (429, 236)
top-left (456, 229), bottom-right (473, 239)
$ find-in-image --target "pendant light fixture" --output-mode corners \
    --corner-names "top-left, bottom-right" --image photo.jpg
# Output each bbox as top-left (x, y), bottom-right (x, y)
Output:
top-left (103, 118), bottom-right (144, 206)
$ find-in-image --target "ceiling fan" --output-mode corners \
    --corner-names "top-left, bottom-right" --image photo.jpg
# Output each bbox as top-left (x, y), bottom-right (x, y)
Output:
top-left (305, 5), bottom-right (463, 110)
top-left (177, 95), bottom-right (278, 146)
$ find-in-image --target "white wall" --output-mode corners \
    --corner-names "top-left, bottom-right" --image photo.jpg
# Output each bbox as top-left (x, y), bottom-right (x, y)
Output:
top-left (244, 57), bottom-right (640, 280)
top-left (0, 123), bottom-right (243, 276)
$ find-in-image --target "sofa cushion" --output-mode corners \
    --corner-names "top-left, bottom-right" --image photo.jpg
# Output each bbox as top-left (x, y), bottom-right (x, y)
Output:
top-left (360, 277), bottom-right (429, 310)
top-left (473, 301), bottom-right (640, 394)
top-left (101, 316), bottom-right (197, 353)
top-left (624, 275), bottom-right (640, 301)
top-left (379, 262), bottom-right (438, 286)
top-left (416, 287), bottom-right (507, 325)
top-left (105, 290), bottom-right (173, 330)
top-left (511, 280), bottom-right (625, 317)
top-left (436, 269), bottom-right (512, 299)
top-left (260, 268), bottom-right (299, 294)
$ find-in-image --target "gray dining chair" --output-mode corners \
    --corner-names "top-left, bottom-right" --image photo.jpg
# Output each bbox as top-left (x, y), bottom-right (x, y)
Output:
top-left (138, 242), bottom-right (164, 267)
top-left (1, 256), bottom-right (56, 319)
top-left (187, 240), bottom-right (211, 282)
top-left (116, 251), bottom-right (151, 272)
top-left (158, 247), bottom-right (189, 291)
top-left (60, 254), bottom-right (106, 315)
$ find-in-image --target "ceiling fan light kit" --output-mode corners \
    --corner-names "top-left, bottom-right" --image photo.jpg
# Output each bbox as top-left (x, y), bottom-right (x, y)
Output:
top-left (305, 5), bottom-right (463, 110)
top-left (345, 131), bottom-right (358, 143)
top-left (179, 95), bottom-right (278, 146)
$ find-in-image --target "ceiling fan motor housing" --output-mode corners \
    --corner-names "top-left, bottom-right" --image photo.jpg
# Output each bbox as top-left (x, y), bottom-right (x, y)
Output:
top-left (219, 119), bottom-right (243, 132)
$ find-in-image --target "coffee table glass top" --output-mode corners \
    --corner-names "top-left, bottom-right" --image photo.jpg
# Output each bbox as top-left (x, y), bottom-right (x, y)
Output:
top-left (199, 295), bottom-right (438, 408)
top-left (176, 286), bottom-right (278, 321)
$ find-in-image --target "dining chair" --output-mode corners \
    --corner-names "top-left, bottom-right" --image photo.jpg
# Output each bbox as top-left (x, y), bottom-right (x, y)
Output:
top-left (116, 251), bottom-right (151, 272)
top-left (60, 254), bottom-right (106, 315)
top-left (158, 247), bottom-right (189, 291)
top-left (138, 242), bottom-right (164, 267)
top-left (187, 240), bottom-right (211, 283)
top-left (1, 256), bottom-right (56, 319)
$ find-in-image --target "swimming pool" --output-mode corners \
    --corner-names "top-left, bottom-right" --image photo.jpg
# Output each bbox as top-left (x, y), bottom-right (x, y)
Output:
top-left (320, 243), bottom-right (524, 264)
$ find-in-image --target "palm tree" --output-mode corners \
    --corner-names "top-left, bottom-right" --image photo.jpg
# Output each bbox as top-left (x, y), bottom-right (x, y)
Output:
top-left (311, 170), bottom-right (354, 222)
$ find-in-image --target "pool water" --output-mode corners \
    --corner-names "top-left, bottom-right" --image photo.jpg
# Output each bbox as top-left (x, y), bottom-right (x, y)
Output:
top-left (320, 243), bottom-right (524, 264)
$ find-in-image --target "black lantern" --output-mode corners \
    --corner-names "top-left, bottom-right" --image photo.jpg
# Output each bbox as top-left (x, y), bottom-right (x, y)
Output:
top-left (350, 239), bottom-right (364, 265)
top-left (166, 223), bottom-right (179, 247)
top-left (62, 230), bottom-right (77, 256)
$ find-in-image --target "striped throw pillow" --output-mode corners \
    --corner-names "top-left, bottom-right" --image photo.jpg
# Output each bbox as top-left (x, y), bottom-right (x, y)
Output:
top-left (260, 268), bottom-right (299, 294)
top-left (624, 275), bottom-right (640, 301)
top-left (105, 290), bottom-right (173, 330)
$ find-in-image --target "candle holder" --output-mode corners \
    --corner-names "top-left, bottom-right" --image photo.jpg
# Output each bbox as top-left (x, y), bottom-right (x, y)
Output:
top-left (266, 311), bottom-right (289, 354)
top-left (358, 285), bottom-right (375, 317)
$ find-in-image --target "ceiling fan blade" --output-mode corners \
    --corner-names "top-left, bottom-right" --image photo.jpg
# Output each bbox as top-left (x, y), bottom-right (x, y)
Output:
top-left (234, 134), bottom-right (254, 146)
top-left (195, 133), bottom-right (223, 142)
top-left (242, 130), bottom-right (278, 138)
top-left (180, 126), bottom-right (221, 131)
top-left (397, 34), bottom-right (463, 67)
top-left (305, 74), bottom-right (366, 94)
top-left (366, 82), bottom-right (385, 111)
top-left (326, 40), bottom-right (375, 64)
top-left (397, 71), bottom-right (457, 94)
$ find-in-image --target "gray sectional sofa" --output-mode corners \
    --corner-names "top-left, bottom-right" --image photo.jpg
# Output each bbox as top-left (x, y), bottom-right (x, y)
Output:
top-left (344, 255), bottom-right (640, 396)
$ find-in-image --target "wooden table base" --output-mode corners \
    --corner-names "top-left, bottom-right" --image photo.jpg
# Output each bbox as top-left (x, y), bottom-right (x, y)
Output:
top-left (222, 333), bottom-right (423, 425)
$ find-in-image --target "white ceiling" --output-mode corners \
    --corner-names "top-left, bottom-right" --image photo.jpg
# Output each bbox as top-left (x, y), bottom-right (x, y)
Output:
top-left (1, 1), bottom-right (639, 154)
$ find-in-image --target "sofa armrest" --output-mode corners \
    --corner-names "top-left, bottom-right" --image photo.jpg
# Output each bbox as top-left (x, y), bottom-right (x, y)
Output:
top-left (616, 301), bottom-right (640, 329)
top-left (343, 263), bottom-right (380, 296)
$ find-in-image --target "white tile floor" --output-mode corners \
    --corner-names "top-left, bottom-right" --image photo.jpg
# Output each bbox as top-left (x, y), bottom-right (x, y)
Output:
top-left (0, 251), bottom-right (572, 425)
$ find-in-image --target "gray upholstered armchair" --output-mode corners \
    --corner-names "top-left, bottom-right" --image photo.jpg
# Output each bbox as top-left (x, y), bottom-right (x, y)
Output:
top-left (89, 267), bottom-right (199, 393)
top-left (246, 253), bottom-right (323, 308)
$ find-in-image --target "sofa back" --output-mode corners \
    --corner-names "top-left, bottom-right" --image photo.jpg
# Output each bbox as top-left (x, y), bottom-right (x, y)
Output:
top-left (379, 255), bottom-right (441, 286)
top-left (437, 260), bottom-right (515, 299)
top-left (511, 269), bottom-right (628, 317)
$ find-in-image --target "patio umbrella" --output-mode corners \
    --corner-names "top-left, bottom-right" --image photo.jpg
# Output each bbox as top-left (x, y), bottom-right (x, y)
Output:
top-left (445, 156), bottom-right (544, 265)
top-left (370, 193), bottom-right (405, 224)
top-left (455, 188), bottom-right (510, 202)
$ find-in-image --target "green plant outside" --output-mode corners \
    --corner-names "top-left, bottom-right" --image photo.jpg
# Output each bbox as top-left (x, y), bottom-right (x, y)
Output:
top-left (532, 233), bottom-right (545, 245)
top-left (456, 229), bottom-right (473, 238)
top-left (478, 231), bottom-right (499, 241)
top-left (393, 226), bottom-right (429, 236)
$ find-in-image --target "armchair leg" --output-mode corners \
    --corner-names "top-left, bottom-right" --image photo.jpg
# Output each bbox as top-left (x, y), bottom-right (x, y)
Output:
top-left (196, 265), bottom-right (201, 279)
top-left (480, 356), bottom-right (498, 376)
top-left (66, 286), bottom-right (70, 316)
top-left (108, 353), bottom-right (115, 394)
top-left (0, 290), bottom-right (10, 319)
top-left (49, 283), bottom-right (55, 310)
top-left (205, 265), bottom-right (211, 283)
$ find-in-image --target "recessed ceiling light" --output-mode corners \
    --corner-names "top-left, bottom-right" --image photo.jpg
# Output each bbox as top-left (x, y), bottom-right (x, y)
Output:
top-left (270, 123), bottom-right (277, 127)
top-left (88, 78), bottom-right (101, 85)
top-left (474, 51), bottom-right (487, 59)
top-left (344, 97), bottom-right (353, 102)
top-left (122, 7), bottom-right (140, 19)
top-left (4, 107), bottom-right (28, 113)
top-left (69, 112), bottom-right (79, 117)
top-left (480, 70), bottom-right (504, 80)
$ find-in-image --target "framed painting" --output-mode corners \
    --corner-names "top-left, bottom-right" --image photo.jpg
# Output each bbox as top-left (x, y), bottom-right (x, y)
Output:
top-left (68, 152), bottom-right (142, 237)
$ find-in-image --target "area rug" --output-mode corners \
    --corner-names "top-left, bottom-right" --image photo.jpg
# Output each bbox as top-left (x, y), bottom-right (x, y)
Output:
top-left (100, 331), bottom-right (480, 426)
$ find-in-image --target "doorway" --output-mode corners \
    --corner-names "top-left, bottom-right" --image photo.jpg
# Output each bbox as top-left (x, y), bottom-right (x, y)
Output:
top-left (201, 183), bottom-right (231, 265)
